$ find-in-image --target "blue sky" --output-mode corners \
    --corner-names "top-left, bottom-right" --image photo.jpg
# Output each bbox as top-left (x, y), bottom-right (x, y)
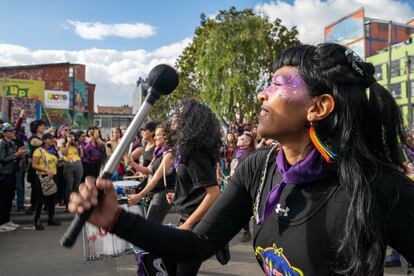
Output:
top-left (0, 1), bottom-right (263, 51)
top-left (0, 0), bottom-right (414, 107)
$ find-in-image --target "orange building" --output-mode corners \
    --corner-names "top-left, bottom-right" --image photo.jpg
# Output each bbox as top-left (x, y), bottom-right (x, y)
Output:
top-left (325, 8), bottom-right (414, 59)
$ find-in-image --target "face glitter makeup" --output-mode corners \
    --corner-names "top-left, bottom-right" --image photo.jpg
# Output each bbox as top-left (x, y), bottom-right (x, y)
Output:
top-left (261, 70), bottom-right (306, 102)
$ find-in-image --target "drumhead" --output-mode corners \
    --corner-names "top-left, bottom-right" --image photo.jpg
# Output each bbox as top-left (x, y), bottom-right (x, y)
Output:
top-left (113, 180), bottom-right (141, 188)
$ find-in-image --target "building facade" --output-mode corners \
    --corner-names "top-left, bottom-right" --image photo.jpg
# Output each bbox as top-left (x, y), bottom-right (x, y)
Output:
top-left (94, 105), bottom-right (134, 136)
top-left (367, 34), bottom-right (414, 127)
top-left (325, 8), bottom-right (414, 59)
top-left (0, 62), bottom-right (95, 129)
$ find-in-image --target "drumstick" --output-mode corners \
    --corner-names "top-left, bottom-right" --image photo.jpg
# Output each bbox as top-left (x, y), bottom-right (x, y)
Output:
top-left (122, 175), bottom-right (143, 179)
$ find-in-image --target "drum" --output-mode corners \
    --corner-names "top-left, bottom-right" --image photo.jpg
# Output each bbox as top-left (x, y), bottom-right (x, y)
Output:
top-left (82, 203), bottom-right (146, 261)
top-left (113, 180), bottom-right (143, 196)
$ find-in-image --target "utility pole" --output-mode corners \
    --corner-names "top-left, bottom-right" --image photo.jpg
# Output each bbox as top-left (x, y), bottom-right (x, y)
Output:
top-left (406, 51), bottom-right (413, 129)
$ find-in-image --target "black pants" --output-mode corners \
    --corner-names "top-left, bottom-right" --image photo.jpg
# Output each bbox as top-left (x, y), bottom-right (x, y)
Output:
top-left (82, 161), bottom-right (100, 182)
top-left (0, 173), bottom-right (16, 225)
top-left (33, 176), bottom-right (56, 222)
top-left (165, 218), bottom-right (202, 276)
top-left (55, 165), bottom-right (66, 205)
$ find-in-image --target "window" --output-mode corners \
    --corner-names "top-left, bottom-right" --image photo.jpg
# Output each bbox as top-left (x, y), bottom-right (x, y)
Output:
top-left (374, 64), bottom-right (383, 80)
top-left (93, 119), bottom-right (101, 127)
top-left (390, 60), bottom-right (400, 77)
top-left (390, 83), bottom-right (401, 99)
top-left (377, 22), bottom-right (388, 31)
top-left (119, 118), bottom-right (130, 128)
top-left (112, 117), bottom-right (120, 128)
top-left (101, 117), bottom-right (111, 128)
top-left (410, 57), bottom-right (414, 73)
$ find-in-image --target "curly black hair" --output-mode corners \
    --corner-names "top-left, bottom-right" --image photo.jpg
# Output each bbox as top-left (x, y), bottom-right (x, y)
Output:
top-left (29, 120), bottom-right (45, 134)
top-left (173, 99), bottom-right (221, 162)
top-left (156, 122), bottom-right (174, 148)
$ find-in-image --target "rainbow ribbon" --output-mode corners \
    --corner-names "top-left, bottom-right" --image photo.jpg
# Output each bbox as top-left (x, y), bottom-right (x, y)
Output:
top-left (309, 127), bottom-right (337, 164)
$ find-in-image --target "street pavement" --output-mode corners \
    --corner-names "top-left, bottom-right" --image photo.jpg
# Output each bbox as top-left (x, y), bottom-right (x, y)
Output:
top-left (0, 208), bottom-right (409, 276)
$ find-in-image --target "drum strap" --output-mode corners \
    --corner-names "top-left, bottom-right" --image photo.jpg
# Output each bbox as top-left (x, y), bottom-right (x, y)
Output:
top-left (162, 152), bottom-right (167, 189)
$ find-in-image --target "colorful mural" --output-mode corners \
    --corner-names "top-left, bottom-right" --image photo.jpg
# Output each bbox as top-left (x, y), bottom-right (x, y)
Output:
top-left (73, 80), bottom-right (88, 112)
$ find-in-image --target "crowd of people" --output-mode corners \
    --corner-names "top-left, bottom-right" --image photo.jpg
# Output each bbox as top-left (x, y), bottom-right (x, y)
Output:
top-left (0, 106), bottom-right (263, 237)
top-left (0, 114), bottom-right (131, 231)
top-left (0, 100), bottom-right (264, 275)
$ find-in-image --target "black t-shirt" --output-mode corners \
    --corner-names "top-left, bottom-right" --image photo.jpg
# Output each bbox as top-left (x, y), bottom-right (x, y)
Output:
top-left (142, 145), bottom-right (155, 167)
top-left (112, 148), bottom-right (414, 275)
top-left (173, 150), bottom-right (218, 218)
top-left (150, 152), bottom-right (175, 194)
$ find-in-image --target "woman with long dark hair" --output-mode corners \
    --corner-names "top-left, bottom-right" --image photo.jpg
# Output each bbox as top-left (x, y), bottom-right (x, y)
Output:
top-left (69, 43), bottom-right (414, 275)
top-left (81, 127), bottom-right (104, 180)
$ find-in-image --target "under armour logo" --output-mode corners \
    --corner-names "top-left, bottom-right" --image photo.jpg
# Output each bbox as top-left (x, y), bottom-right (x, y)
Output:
top-left (275, 204), bottom-right (289, 217)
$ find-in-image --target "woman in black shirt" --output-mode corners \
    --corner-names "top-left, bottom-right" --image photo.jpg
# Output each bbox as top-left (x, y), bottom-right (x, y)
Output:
top-left (69, 43), bottom-right (414, 275)
top-left (127, 123), bottom-right (175, 224)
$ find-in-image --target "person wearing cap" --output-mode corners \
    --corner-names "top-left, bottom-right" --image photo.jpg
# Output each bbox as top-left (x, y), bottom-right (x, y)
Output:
top-left (32, 132), bottom-right (61, 230)
top-left (0, 123), bottom-right (27, 232)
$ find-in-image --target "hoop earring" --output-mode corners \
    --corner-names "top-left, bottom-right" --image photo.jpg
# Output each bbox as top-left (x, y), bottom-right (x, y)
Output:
top-left (309, 123), bottom-right (336, 164)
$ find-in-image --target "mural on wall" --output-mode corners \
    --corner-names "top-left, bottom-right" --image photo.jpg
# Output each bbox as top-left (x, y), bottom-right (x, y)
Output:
top-left (47, 109), bottom-right (72, 127)
top-left (73, 80), bottom-right (88, 112)
top-left (72, 112), bottom-right (89, 130)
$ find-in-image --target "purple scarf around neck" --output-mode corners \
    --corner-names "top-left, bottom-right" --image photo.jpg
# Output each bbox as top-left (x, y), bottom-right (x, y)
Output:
top-left (257, 147), bottom-right (332, 224)
top-left (153, 146), bottom-right (168, 160)
top-left (43, 145), bottom-right (57, 156)
top-left (235, 147), bottom-right (249, 159)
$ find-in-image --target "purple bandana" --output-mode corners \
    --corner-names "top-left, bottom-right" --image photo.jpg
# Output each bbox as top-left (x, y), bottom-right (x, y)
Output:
top-left (132, 143), bottom-right (143, 152)
top-left (153, 146), bottom-right (168, 160)
top-left (174, 153), bottom-right (181, 170)
top-left (258, 147), bottom-right (332, 224)
top-left (235, 148), bottom-right (249, 159)
top-left (44, 146), bottom-right (58, 156)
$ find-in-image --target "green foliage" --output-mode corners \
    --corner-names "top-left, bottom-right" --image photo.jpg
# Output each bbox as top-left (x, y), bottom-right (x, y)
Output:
top-left (150, 7), bottom-right (300, 124)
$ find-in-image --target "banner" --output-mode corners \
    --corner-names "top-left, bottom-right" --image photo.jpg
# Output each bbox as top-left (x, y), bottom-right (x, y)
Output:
top-left (44, 90), bottom-right (70, 109)
top-left (0, 79), bottom-right (45, 101)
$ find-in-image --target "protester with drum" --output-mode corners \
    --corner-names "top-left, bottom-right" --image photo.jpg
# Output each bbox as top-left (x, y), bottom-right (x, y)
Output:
top-left (127, 122), bottom-right (175, 224)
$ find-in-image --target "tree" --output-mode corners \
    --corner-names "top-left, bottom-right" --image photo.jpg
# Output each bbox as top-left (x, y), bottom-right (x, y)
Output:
top-left (150, 7), bottom-right (300, 124)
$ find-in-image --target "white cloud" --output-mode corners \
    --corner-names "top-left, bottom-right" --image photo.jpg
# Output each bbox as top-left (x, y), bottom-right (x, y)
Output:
top-left (255, 0), bottom-right (414, 44)
top-left (0, 38), bottom-right (191, 108)
top-left (67, 20), bottom-right (156, 40)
